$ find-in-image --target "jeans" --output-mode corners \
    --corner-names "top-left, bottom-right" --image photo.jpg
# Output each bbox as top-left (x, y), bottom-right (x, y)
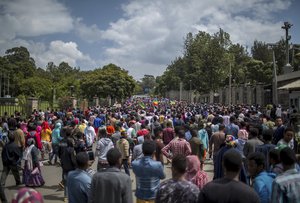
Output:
top-left (49, 143), bottom-right (59, 164)
top-left (63, 171), bottom-right (69, 197)
top-left (122, 159), bottom-right (130, 176)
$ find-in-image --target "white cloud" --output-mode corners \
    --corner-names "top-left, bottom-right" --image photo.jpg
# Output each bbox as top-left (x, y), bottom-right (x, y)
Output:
top-left (0, 0), bottom-right (295, 79)
top-left (0, 0), bottom-right (73, 39)
top-left (88, 0), bottom-right (292, 78)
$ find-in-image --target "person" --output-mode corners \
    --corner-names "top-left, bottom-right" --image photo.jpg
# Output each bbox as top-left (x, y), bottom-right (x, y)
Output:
top-left (247, 152), bottom-right (275, 203)
top-left (156, 154), bottom-right (199, 203)
top-left (198, 149), bottom-right (260, 203)
top-left (271, 147), bottom-right (300, 202)
top-left (40, 121), bottom-right (52, 161)
top-left (161, 129), bottom-right (191, 161)
top-left (11, 187), bottom-right (44, 203)
top-left (185, 155), bottom-right (208, 190)
top-left (84, 122), bottom-right (96, 149)
top-left (243, 128), bottom-right (263, 158)
top-left (132, 136), bottom-right (144, 161)
top-left (132, 140), bottom-right (165, 202)
top-left (59, 137), bottom-right (77, 202)
top-left (23, 138), bottom-right (45, 187)
top-left (154, 127), bottom-right (165, 166)
top-left (67, 152), bottom-right (92, 203)
top-left (209, 124), bottom-right (226, 159)
top-left (255, 129), bottom-right (275, 171)
top-left (116, 131), bottom-right (130, 176)
top-left (89, 148), bottom-right (133, 203)
top-left (49, 122), bottom-right (62, 165)
top-left (189, 130), bottom-right (204, 169)
top-left (272, 117), bottom-right (285, 145)
top-left (0, 132), bottom-right (22, 203)
top-left (224, 116), bottom-right (239, 138)
top-left (95, 128), bottom-right (114, 171)
top-left (162, 121), bottom-right (175, 146)
top-left (277, 127), bottom-right (295, 150)
top-left (269, 149), bottom-right (284, 175)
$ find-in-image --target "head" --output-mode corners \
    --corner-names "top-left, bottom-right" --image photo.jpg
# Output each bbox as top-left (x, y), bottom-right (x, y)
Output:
top-left (177, 129), bottom-right (186, 139)
top-left (219, 124), bottom-right (225, 132)
top-left (12, 187), bottom-right (43, 203)
top-left (55, 122), bottom-right (62, 129)
top-left (275, 117), bottom-right (283, 126)
top-left (269, 149), bottom-right (280, 165)
top-left (262, 129), bottom-right (273, 143)
top-left (171, 154), bottom-right (187, 178)
top-left (142, 140), bottom-right (156, 156)
top-left (98, 128), bottom-right (107, 138)
top-left (76, 152), bottom-right (89, 170)
top-left (229, 116), bottom-right (236, 123)
top-left (107, 148), bottom-right (122, 168)
top-left (191, 129), bottom-right (198, 138)
top-left (280, 147), bottom-right (296, 170)
top-left (27, 138), bottom-right (36, 146)
top-left (185, 155), bottom-right (201, 181)
top-left (223, 149), bottom-right (242, 176)
top-left (249, 127), bottom-right (259, 138)
top-left (154, 127), bottom-right (163, 139)
top-left (283, 128), bottom-right (294, 143)
top-left (247, 152), bottom-right (265, 178)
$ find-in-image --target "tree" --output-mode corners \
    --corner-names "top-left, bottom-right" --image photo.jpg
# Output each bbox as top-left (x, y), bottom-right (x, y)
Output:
top-left (80, 64), bottom-right (136, 101)
top-left (141, 75), bottom-right (156, 94)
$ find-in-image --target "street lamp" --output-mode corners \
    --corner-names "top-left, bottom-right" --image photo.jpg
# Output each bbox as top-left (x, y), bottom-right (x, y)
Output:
top-left (281, 21), bottom-right (293, 65)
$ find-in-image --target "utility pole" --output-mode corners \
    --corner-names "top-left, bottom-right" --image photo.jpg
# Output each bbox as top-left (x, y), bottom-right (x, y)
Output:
top-left (229, 62), bottom-right (232, 105)
top-left (281, 21), bottom-right (293, 65)
top-left (267, 43), bottom-right (278, 105)
top-left (189, 80), bottom-right (192, 103)
top-left (179, 82), bottom-right (183, 102)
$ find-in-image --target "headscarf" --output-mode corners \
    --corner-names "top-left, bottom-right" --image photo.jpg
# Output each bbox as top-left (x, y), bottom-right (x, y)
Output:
top-left (41, 121), bottom-right (50, 132)
top-left (185, 155), bottom-right (208, 189)
top-left (36, 126), bottom-right (42, 134)
top-left (225, 135), bottom-right (236, 147)
top-left (12, 187), bottom-right (43, 203)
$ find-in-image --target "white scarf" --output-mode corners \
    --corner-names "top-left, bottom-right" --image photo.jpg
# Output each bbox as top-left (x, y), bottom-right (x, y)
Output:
top-left (23, 144), bottom-right (35, 170)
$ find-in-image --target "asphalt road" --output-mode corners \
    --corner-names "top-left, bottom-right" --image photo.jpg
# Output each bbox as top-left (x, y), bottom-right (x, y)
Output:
top-left (1, 151), bottom-right (213, 203)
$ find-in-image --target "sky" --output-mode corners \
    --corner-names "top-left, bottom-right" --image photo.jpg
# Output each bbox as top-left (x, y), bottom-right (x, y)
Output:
top-left (0, 0), bottom-right (299, 79)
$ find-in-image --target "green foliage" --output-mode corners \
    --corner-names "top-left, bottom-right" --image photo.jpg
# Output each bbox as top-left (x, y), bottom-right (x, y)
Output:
top-left (80, 63), bottom-right (136, 101)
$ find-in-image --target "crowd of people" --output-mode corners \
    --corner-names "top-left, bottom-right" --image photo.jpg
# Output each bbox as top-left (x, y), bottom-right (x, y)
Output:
top-left (0, 97), bottom-right (300, 203)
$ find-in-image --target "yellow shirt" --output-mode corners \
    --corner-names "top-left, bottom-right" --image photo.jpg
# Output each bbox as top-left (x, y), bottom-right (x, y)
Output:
top-left (41, 129), bottom-right (52, 142)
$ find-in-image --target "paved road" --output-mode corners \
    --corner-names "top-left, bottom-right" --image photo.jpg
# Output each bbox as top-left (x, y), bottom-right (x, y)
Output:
top-left (1, 153), bottom-right (213, 203)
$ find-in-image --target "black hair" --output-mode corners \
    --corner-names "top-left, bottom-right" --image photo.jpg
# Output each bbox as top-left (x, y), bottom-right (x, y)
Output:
top-left (8, 131), bottom-right (15, 142)
top-left (219, 124), bottom-right (225, 131)
top-left (191, 129), bottom-right (198, 137)
top-left (249, 127), bottom-right (259, 137)
top-left (177, 129), bottom-right (185, 138)
top-left (262, 129), bottom-right (273, 142)
top-left (269, 149), bottom-right (280, 163)
top-left (27, 123), bottom-right (37, 131)
top-left (154, 127), bottom-right (163, 137)
top-left (223, 149), bottom-right (242, 172)
top-left (172, 154), bottom-right (186, 174)
top-left (284, 127), bottom-right (294, 134)
top-left (280, 147), bottom-right (296, 166)
top-left (98, 128), bottom-right (107, 138)
top-left (107, 148), bottom-right (122, 166)
top-left (248, 152), bottom-right (265, 168)
top-left (142, 140), bottom-right (156, 156)
top-left (76, 152), bottom-right (89, 168)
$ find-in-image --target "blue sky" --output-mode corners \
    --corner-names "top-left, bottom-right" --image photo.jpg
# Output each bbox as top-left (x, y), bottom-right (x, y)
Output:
top-left (0, 0), bottom-right (299, 79)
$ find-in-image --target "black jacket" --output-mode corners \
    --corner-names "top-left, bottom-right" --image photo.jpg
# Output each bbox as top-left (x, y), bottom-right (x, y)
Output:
top-left (2, 141), bottom-right (22, 166)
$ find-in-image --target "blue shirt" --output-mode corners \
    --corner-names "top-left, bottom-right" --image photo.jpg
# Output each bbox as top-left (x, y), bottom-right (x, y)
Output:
top-left (132, 156), bottom-right (165, 200)
top-left (253, 171), bottom-right (276, 203)
top-left (67, 169), bottom-right (92, 203)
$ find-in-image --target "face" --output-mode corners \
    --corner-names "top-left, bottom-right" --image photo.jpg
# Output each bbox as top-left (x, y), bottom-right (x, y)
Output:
top-left (284, 131), bottom-right (294, 142)
top-left (275, 118), bottom-right (283, 126)
top-left (248, 160), bottom-right (259, 178)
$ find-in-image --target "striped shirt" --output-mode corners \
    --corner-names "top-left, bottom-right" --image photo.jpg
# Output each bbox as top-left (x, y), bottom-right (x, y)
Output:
top-left (162, 138), bottom-right (192, 159)
top-left (271, 168), bottom-right (300, 203)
